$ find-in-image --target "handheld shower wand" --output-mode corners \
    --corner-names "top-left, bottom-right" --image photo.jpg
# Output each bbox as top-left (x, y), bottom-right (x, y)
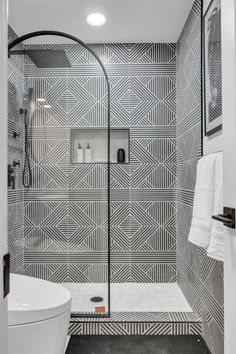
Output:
top-left (22, 88), bottom-right (34, 188)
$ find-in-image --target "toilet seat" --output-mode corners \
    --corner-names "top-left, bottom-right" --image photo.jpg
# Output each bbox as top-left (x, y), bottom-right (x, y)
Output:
top-left (8, 274), bottom-right (71, 326)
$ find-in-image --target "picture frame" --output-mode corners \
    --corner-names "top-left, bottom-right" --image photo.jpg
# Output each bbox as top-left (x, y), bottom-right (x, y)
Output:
top-left (203, 0), bottom-right (222, 136)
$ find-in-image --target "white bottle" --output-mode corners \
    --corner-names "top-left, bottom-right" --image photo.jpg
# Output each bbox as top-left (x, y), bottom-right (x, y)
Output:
top-left (85, 143), bottom-right (92, 163)
top-left (76, 143), bottom-right (84, 163)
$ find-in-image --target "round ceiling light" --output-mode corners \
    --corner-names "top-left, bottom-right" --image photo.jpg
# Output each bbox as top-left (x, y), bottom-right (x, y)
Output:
top-left (86, 13), bottom-right (106, 27)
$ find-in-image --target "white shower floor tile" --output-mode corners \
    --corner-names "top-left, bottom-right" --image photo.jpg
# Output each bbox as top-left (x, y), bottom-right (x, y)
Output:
top-left (61, 282), bottom-right (192, 313)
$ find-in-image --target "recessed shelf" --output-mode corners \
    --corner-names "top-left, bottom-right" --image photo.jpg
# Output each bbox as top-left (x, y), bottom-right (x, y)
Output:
top-left (70, 128), bottom-right (130, 164)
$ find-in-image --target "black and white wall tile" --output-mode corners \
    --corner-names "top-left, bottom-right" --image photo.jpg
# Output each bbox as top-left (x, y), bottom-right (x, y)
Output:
top-left (23, 42), bottom-right (177, 283)
top-left (8, 27), bottom-right (25, 274)
top-left (176, 1), bottom-right (224, 353)
top-left (69, 312), bottom-right (201, 336)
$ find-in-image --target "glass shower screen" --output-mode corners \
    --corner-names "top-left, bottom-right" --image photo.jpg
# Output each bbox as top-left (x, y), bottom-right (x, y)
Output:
top-left (8, 32), bottom-right (111, 318)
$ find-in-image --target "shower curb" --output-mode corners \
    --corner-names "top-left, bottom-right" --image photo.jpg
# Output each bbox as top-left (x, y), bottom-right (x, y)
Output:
top-left (68, 312), bottom-right (202, 336)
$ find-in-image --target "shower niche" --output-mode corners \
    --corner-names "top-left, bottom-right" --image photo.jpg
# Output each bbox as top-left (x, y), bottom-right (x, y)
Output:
top-left (70, 128), bottom-right (130, 164)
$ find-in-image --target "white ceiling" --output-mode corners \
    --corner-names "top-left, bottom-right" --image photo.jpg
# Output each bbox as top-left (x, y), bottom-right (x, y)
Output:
top-left (9, 0), bottom-right (195, 44)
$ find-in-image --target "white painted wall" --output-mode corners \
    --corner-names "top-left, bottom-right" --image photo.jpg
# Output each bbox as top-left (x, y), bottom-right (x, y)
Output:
top-left (0, 0), bottom-right (9, 353)
top-left (221, 0), bottom-right (236, 353)
top-left (203, 130), bottom-right (223, 155)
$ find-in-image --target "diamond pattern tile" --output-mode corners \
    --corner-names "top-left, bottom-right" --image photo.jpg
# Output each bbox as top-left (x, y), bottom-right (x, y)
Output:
top-left (176, 1), bottom-right (224, 353)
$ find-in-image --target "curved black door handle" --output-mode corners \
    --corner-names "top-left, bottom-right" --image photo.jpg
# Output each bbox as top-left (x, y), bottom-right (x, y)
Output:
top-left (212, 207), bottom-right (235, 229)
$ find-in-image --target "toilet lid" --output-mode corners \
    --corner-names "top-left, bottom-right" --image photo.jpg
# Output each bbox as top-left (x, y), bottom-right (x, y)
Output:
top-left (8, 274), bottom-right (71, 326)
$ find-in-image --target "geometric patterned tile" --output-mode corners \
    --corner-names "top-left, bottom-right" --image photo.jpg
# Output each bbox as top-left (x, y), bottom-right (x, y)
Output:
top-left (69, 311), bottom-right (201, 336)
top-left (176, 0), bottom-right (224, 352)
top-left (23, 41), bottom-right (177, 285)
top-left (8, 26), bottom-right (25, 274)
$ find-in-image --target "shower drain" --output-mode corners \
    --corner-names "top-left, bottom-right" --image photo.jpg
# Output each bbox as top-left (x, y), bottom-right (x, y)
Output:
top-left (90, 296), bottom-right (104, 303)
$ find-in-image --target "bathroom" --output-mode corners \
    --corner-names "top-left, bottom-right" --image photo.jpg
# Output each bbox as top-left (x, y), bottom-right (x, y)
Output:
top-left (1, 0), bottom-right (236, 353)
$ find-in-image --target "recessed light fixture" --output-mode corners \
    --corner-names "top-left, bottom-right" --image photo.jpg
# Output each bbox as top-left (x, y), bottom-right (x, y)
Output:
top-left (43, 104), bottom-right (51, 109)
top-left (86, 13), bottom-right (106, 27)
top-left (36, 98), bottom-right (46, 102)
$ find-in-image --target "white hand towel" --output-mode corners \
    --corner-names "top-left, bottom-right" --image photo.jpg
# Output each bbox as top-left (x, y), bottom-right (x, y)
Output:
top-left (207, 152), bottom-right (224, 262)
top-left (188, 154), bottom-right (217, 249)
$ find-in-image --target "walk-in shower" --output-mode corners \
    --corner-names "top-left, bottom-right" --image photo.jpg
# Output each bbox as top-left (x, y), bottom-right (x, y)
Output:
top-left (8, 30), bottom-right (194, 320)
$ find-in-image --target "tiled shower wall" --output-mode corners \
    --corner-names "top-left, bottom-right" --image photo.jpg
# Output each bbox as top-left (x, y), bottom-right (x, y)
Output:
top-left (176, 0), bottom-right (224, 353)
top-left (23, 43), bottom-right (177, 283)
top-left (8, 27), bottom-right (25, 274)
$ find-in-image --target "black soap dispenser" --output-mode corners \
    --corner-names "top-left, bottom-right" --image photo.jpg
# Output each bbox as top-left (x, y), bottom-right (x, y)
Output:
top-left (117, 148), bottom-right (125, 163)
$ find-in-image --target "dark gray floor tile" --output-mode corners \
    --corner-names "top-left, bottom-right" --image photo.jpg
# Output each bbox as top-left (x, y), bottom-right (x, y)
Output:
top-left (66, 335), bottom-right (211, 354)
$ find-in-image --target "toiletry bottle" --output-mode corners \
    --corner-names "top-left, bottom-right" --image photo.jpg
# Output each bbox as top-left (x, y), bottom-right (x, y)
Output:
top-left (117, 148), bottom-right (125, 163)
top-left (76, 143), bottom-right (83, 163)
top-left (85, 143), bottom-right (92, 163)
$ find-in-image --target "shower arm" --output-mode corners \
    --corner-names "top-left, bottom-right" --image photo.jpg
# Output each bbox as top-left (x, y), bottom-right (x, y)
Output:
top-left (8, 31), bottom-right (110, 90)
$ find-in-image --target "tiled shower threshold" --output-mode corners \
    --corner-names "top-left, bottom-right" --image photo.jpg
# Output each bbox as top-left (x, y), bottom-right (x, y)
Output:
top-left (61, 283), bottom-right (202, 336)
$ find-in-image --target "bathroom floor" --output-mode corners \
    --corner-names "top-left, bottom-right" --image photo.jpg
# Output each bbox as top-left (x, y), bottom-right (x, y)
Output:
top-left (65, 335), bottom-right (211, 354)
top-left (61, 283), bottom-right (192, 313)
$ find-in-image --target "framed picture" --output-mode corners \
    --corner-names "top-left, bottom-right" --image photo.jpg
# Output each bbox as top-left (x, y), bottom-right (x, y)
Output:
top-left (203, 0), bottom-right (222, 136)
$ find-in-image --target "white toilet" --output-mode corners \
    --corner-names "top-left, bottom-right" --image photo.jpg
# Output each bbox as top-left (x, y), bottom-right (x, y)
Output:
top-left (8, 274), bottom-right (71, 354)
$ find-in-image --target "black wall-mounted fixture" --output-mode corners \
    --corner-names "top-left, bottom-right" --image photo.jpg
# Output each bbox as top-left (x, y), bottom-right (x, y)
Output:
top-left (117, 148), bottom-right (125, 163)
top-left (212, 207), bottom-right (236, 229)
top-left (13, 132), bottom-right (20, 139)
top-left (9, 49), bottom-right (72, 68)
top-left (3, 253), bottom-right (10, 298)
top-left (8, 164), bottom-right (15, 189)
top-left (13, 160), bottom-right (20, 167)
